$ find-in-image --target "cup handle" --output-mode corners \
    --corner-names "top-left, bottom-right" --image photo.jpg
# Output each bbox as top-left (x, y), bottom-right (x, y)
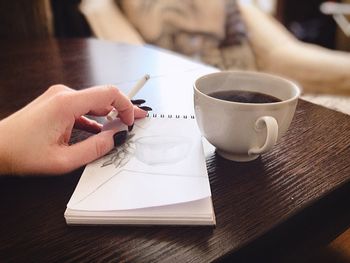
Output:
top-left (248, 116), bottom-right (278, 156)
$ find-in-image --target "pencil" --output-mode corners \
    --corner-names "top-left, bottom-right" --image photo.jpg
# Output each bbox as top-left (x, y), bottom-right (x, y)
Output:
top-left (106, 74), bottom-right (150, 121)
top-left (127, 74), bottom-right (150, 99)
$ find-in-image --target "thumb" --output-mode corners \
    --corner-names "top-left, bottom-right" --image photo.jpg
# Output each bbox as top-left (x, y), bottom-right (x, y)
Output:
top-left (61, 129), bottom-right (126, 172)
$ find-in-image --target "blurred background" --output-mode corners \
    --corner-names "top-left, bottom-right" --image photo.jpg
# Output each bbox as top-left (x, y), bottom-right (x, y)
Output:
top-left (0, 0), bottom-right (349, 51)
top-left (241, 0), bottom-right (350, 51)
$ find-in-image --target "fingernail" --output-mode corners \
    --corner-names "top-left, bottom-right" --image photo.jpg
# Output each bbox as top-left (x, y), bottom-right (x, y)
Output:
top-left (139, 106), bottom-right (152, 111)
top-left (131, 99), bottom-right (146, 105)
top-left (128, 123), bottom-right (134, 132)
top-left (113, 130), bottom-right (127, 147)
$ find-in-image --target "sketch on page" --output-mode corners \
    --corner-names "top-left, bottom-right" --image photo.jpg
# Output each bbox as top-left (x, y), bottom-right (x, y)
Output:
top-left (101, 122), bottom-right (192, 168)
top-left (67, 117), bottom-right (210, 210)
top-left (101, 133), bottom-right (136, 168)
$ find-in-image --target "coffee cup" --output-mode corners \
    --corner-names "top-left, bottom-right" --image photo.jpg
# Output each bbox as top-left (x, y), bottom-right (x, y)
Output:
top-left (193, 71), bottom-right (301, 162)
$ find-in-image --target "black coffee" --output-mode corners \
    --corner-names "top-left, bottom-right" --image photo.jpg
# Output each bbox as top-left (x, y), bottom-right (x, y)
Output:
top-left (208, 90), bottom-right (281, 104)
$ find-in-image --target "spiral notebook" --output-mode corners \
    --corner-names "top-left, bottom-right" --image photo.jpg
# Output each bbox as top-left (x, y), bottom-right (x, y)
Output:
top-left (64, 114), bottom-right (215, 226)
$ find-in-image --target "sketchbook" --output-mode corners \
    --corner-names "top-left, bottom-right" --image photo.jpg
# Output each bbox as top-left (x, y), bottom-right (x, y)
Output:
top-left (64, 115), bottom-right (215, 226)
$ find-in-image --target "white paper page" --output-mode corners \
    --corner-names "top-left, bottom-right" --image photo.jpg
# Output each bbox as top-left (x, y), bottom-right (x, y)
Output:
top-left (67, 117), bottom-right (211, 211)
top-left (66, 197), bottom-right (213, 218)
top-left (65, 197), bottom-right (215, 225)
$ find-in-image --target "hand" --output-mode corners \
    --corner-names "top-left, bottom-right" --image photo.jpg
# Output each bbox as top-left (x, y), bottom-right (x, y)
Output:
top-left (0, 84), bottom-right (147, 175)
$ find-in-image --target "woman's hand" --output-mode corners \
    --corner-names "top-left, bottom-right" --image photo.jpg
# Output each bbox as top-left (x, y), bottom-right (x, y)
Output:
top-left (0, 84), bottom-right (147, 175)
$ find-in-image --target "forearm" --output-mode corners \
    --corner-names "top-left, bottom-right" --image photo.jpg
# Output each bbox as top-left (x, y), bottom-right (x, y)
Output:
top-left (239, 3), bottom-right (350, 95)
top-left (0, 118), bottom-right (13, 175)
top-left (262, 42), bottom-right (350, 94)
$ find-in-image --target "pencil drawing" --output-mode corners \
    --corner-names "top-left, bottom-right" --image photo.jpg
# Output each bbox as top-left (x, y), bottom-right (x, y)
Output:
top-left (135, 135), bottom-right (191, 165)
top-left (101, 133), bottom-right (136, 168)
top-left (100, 133), bottom-right (191, 168)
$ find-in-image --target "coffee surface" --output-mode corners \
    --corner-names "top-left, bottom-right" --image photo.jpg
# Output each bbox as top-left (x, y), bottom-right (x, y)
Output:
top-left (208, 90), bottom-right (281, 104)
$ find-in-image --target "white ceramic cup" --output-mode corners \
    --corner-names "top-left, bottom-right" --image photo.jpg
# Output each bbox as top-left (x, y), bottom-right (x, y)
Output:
top-left (194, 71), bottom-right (301, 162)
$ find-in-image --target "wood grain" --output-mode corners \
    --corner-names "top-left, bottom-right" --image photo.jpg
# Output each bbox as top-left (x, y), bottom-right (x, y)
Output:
top-left (0, 39), bottom-right (350, 262)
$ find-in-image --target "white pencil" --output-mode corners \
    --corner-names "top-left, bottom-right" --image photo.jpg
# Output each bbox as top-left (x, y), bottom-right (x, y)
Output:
top-left (106, 74), bottom-right (150, 121)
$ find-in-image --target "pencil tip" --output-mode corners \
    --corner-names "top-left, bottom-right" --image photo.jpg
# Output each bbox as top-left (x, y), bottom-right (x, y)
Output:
top-left (145, 74), bottom-right (150, 80)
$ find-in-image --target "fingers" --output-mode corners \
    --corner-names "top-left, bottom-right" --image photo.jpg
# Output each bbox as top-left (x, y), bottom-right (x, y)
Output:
top-left (74, 106), bottom-right (146, 134)
top-left (59, 106), bottom-right (147, 173)
top-left (70, 85), bottom-right (135, 125)
top-left (70, 86), bottom-right (149, 123)
top-left (58, 129), bottom-right (117, 172)
top-left (74, 116), bottom-right (102, 134)
top-left (42, 84), bottom-right (148, 125)
top-left (62, 106), bottom-right (146, 172)
top-left (134, 105), bottom-right (148, 119)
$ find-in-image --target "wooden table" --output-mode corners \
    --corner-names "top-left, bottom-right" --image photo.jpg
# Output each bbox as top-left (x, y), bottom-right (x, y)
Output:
top-left (1, 38), bottom-right (350, 262)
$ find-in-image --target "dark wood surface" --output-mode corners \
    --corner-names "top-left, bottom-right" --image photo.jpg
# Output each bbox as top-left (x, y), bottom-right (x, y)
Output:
top-left (1, 38), bottom-right (350, 262)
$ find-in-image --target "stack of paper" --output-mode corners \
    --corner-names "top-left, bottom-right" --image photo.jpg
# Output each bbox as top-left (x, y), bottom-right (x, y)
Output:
top-left (65, 117), bottom-right (215, 225)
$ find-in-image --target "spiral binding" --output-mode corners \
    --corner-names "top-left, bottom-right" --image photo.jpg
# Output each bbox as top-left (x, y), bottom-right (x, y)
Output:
top-left (146, 113), bottom-right (195, 119)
